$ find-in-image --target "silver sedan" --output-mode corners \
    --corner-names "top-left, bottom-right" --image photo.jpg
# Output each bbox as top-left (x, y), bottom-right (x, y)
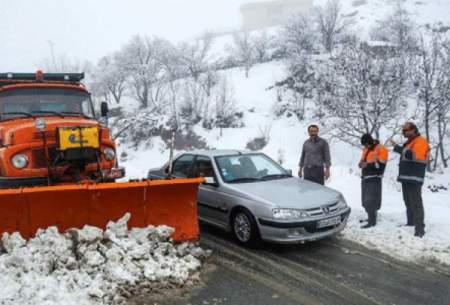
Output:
top-left (148, 150), bottom-right (351, 246)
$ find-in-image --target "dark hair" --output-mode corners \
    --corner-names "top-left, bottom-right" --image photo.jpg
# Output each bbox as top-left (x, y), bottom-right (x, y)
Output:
top-left (405, 122), bottom-right (419, 134)
top-left (361, 133), bottom-right (374, 146)
top-left (308, 124), bottom-right (319, 131)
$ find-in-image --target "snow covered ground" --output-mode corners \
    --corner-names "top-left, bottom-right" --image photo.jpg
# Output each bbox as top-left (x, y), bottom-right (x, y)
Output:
top-left (0, 214), bottom-right (208, 305)
top-left (120, 60), bottom-right (450, 270)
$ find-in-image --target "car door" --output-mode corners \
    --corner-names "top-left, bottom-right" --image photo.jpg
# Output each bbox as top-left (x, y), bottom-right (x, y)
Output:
top-left (193, 155), bottom-right (228, 228)
top-left (171, 154), bottom-right (195, 178)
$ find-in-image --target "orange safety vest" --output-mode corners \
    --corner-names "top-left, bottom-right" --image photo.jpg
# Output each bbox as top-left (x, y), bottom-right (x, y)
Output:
top-left (396, 135), bottom-right (429, 184)
top-left (361, 142), bottom-right (389, 180)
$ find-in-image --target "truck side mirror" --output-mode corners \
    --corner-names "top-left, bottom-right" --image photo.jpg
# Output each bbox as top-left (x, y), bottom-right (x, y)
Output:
top-left (100, 102), bottom-right (109, 117)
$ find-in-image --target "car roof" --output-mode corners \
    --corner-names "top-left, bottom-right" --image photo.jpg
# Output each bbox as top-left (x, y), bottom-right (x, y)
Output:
top-left (183, 149), bottom-right (258, 158)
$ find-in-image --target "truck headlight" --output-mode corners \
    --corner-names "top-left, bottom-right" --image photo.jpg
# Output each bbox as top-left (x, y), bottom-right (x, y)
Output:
top-left (273, 208), bottom-right (309, 220)
top-left (11, 154), bottom-right (29, 169)
top-left (103, 148), bottom-right (115, 161)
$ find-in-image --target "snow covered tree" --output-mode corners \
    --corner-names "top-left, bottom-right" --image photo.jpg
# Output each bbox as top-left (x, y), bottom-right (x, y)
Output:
top-left (412, 31), bottom-right (450, 169)
top-left (317, 38), bottom-right (409, 146)
top-left (282, 14), bottom-right (317, 57)
top-left (91, 54), bottom-right (128, 104)
top-left (315, 0), bottom-right (353, 53)
top-left (117, 35), bottom-right (172, 109)
top-left (178, 32), bottom-right (215, 81)
top-left (370, 3), bottom-right (418, 53)
top-left (252, 30), bottom-right (273, 63)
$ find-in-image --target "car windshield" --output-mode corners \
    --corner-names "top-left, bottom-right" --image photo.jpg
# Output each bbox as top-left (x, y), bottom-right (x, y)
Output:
top-left (0, 88), bottom-right (95, 121)
top-left (215, 153), bottom-right (291, 183)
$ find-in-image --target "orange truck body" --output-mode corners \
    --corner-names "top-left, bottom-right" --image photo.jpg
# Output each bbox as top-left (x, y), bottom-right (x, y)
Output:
top-left (0, 72), bottom-right (201, 242)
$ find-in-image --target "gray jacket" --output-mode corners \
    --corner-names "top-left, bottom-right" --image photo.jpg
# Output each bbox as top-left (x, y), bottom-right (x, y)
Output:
top-left (299, 137), bottom-right (331, 168)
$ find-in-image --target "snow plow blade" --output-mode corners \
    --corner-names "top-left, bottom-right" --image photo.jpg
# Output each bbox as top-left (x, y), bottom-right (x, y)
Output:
top-left (0, 178), bottom-right (203, 242)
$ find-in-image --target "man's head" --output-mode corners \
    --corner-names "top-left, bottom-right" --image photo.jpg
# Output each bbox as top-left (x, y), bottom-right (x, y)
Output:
top-left (402, 122), bottom-right (419, 139)
top-left (308, 125), bottom-right (319, 139)
top-left (360, 133), bottom-right (374, 148)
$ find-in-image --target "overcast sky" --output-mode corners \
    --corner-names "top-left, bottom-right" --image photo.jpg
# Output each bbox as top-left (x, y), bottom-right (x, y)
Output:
top-left (0, 0), bottom-right (251, 71)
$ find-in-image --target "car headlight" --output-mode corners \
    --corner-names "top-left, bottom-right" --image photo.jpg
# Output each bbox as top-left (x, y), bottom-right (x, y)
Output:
top-left (103, 148), bottom-right (115, 161)
top-left (11, 154), bottom-right (29, 169)
top-left (273, 208), bottom-right (309, 220)
top-left (336, 196), bottom-right (348, 211)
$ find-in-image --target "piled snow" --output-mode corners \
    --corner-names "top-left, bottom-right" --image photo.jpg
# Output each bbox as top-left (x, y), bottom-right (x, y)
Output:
top-left (0, 213), bottom-right (208, 305)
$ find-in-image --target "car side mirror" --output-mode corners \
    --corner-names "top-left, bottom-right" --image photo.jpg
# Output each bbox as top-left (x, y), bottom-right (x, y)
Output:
top-left (203, 176), bottom-right (219, 187)
top-left (100, 101), bottom-right (109, 117)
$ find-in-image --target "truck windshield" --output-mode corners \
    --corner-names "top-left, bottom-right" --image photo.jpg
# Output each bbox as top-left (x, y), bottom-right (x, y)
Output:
top-left (0, 88), bottom-right (95, 121)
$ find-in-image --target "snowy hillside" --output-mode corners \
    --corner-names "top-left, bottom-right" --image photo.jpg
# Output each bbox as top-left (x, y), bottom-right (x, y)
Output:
top-left (314, 0), bottom-right (450, 37)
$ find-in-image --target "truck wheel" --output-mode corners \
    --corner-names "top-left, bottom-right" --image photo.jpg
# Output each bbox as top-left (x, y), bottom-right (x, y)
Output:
top-left (231, 209), bottom-right (260, 247)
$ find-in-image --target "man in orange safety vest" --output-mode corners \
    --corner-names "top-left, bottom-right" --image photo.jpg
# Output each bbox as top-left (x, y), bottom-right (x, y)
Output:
top-left (359, 134), bottom-right (389, 228)
top-left (389, 122), bottom-right (430, 237)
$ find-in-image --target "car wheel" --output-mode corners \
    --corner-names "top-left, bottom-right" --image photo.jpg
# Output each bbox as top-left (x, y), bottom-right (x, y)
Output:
top-left (231, 209), bottom-right (260, 246)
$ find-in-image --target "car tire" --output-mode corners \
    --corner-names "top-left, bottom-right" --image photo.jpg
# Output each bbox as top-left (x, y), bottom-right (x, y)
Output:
top-left (231, 208), bottom-right (260, 247)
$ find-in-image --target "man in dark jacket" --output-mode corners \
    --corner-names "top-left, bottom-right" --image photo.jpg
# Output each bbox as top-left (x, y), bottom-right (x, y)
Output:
top-left (389, 122), bottom-right (430, 237)
top-left (359, 134), bottom-right (389, 228)
top-left (298, 125), bottom-right (331, 185)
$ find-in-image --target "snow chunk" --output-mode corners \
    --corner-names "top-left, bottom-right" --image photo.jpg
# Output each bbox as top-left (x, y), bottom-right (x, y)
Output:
top-left (0, 214), bottom-right (206, 305)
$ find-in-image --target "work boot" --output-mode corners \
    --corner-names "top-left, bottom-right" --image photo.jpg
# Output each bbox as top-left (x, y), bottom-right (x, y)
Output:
top-left (414, 227), bottom-right (425, 238)
top-left (361, 223), bottom-right (375, 229)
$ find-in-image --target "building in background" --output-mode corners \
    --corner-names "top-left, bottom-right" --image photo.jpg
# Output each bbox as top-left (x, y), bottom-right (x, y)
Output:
top-left (240, 0), bottom-right (313, 30)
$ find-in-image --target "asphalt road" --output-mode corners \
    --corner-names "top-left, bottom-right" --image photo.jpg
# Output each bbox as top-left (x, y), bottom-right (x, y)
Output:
top-left (141, 225), bottom-right (450, 305)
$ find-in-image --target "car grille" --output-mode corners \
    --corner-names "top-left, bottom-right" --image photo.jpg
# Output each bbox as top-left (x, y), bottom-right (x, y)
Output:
top-left (306, 201), bottom-right (339, 217)
top-left (32, 147), bottom-right (59, 168)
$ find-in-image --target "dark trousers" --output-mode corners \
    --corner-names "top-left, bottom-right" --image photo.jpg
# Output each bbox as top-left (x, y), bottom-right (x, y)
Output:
top-left (361, 178), bottom-right (382, 225)
top-left (402, 183), bottom-right (425, 234)
top-left (304, 166), bottom-right (325, 185)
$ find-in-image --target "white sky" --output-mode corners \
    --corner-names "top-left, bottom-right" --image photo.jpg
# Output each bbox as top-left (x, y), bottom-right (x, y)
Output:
top-left (0, 0), bottom-right (251, 71)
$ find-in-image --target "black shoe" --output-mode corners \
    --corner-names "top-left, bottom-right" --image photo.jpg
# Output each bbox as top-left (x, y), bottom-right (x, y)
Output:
top-left (361, 223), bottom-right (375, 229)
top-left (414, 230), bottom-right (425, 238)
top-left (359, 219), bottom-right (368, 223)
top-left (399, 223), bottom-right (414, 227)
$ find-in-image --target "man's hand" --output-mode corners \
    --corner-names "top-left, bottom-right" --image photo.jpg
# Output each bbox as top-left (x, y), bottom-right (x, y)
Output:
top-left (359, 161), bottom-right (367, 169)
top-left (325, 168), bottom-right (331, 180)
top-left (388, 139), bottom-right (397, 147)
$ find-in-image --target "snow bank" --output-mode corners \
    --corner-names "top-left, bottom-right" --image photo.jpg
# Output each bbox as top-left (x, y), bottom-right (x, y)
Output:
top-left (0, 213), bottom-right (209, 305)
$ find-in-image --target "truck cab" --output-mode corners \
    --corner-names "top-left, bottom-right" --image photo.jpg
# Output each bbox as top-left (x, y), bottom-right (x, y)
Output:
top-left (0, 71), bottom-right (124, 188)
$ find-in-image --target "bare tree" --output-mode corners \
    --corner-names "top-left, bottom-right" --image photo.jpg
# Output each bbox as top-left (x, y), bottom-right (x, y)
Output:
top-left (39, 54), bottom-right (92, 73)
top-left (214, 76), bottom-right (238, 136)
top-left (229, 31), bottom-right (256, 78)
top-left (315, 0), bottom-right (353, 53)
top-left (180, 78), bottom-right (208, 124)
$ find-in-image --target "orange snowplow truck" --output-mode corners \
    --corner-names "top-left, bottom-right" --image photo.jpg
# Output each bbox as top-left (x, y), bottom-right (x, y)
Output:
top-left (0, 71), bottom-right (202, 242)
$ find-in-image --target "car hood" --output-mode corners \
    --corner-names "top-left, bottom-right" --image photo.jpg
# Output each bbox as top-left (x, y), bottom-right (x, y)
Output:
top-left (226, 177), bottom-right (342, 209)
